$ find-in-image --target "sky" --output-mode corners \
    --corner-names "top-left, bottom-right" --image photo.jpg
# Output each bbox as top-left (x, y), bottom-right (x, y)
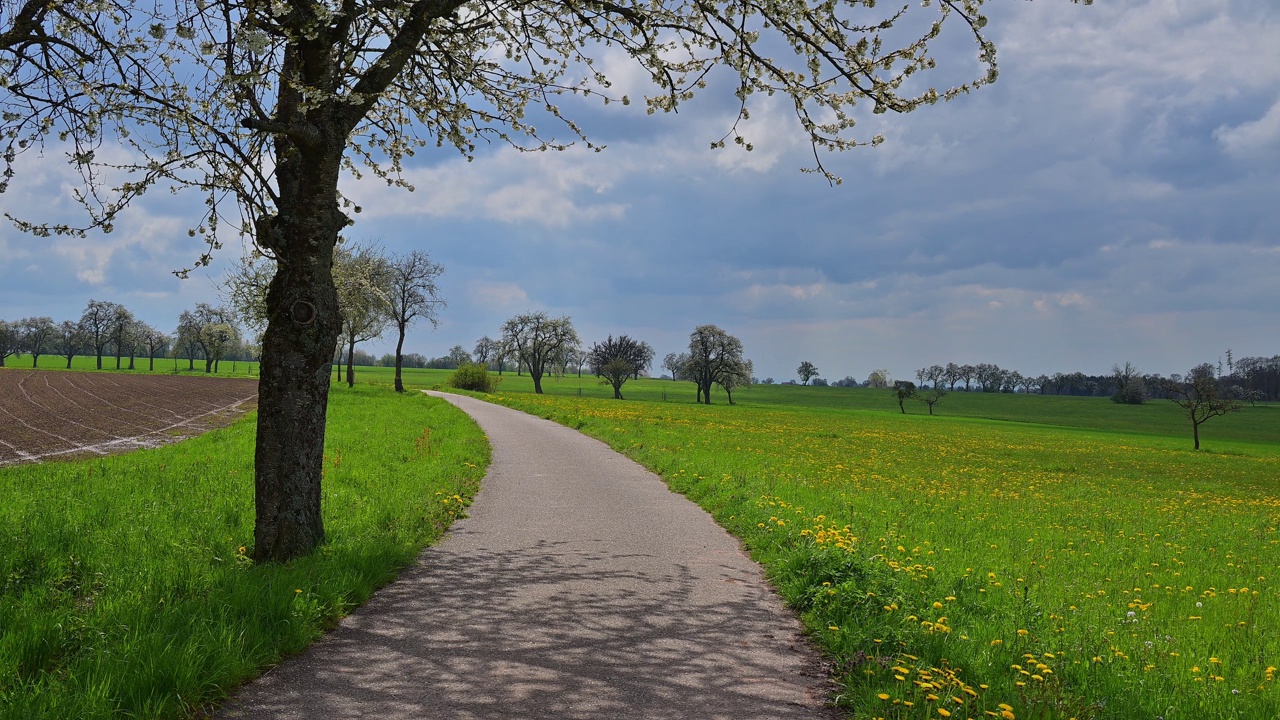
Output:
top-left (2, 0), bottom-right (1278, 384)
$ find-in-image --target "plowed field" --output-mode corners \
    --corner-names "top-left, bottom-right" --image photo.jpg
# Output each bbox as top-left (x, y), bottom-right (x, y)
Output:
top-left (0, 369), bottom-right (258, 467)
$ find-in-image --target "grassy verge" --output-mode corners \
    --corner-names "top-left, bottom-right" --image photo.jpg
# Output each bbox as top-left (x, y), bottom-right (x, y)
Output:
top-left (475, 389), bottom-right (1280, 720)
top-left (0, 385), bottom-right (488, 719)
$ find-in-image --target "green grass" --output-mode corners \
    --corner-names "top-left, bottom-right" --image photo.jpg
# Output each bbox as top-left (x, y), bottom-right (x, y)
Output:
top-left (0, 384), bottom-right (488, 719)
top-left (471, 382), bottom-right (1280, 719)
top-left (4, 353), bottom-right (259, 377)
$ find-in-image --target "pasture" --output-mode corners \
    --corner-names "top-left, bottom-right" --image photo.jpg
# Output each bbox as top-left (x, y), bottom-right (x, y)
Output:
top-left (0, 381), bottom-right (488, 719)
top-left (477, 379), bottom-right (1280, 719)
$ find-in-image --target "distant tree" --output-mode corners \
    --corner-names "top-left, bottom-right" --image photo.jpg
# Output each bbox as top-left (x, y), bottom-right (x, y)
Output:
top-left (501, 313), bottom-right (579, 394)
top-left (832, 376), bottom-right (859, 388)
top-left (685, 325), bottom-right (747, 405)
top-left (1002, 370), bottom-right (1023, 394)
top-left (79, 299), bottom-right (120, 370)
top-left (474, 336), bottom-right (500, 371)
top-left (174, 311), bottom-right (204, 371)
top-left (55, 320), bottom-right (85, 369)
top-left (811, 377), bottom-right (828, 387)
top-left (1167, 363), bottom-right (1243, 450)
top-left (565, 346), bottom-right (587, 378)
top-left (108, 305), bottom-right (136, 369)
top-left (634, 341), bottom-right (656, 380)
top-left (959, 364), bottom-right (976, 391)
top-left (387, 250), bottom-right (445, 392)
top-left (717, 358), bottom-right (754, 404)
top-left (0, 320), bottom-right (16, 367)
top-left (334, 243), bottom-right (393, 388)
top-left (866, 369), bottom-right (891, 389)
top-left (183, 304), bottom-right (234, 373)
top-left (925, 364), bottom-right (946, 389)
top-left (762, 377), bottom-right (775, 385)
top-left (1110, 362), bottom-right (1147, 404)
top-left (943, 362), bottom-right (962, 391)
top-left (916, 386), bottom-right (947, 415)
top-left (892, 380), bottom-right (917, 413)
top-left (137, 324), bottom-right (171, 372)
top-left (588, 335), bottom-right (651, 399)
top-left (974, 363), bottom-right (1003, 392)
top-left (663, 352), bottom-right (691, 381)
top-left (201, 322), bottom-right (238, 373)
top-left (797, 360), bottom-right (819, 385)
top-left (447, 345), bottom-right (473, 368)
top-left (17, 316), bottom-right (56, 367)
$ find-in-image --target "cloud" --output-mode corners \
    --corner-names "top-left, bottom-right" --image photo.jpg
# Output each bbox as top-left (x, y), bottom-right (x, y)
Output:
top-left (1214, 98), bottom-right (1280, 158)
top-left (467, 280), bottom-right (531, 314)
top-left (346, 146), bottom-right (630, 227)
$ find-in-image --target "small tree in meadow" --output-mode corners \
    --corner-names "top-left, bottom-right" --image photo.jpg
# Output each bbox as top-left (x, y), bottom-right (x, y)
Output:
top-left (1167, 364), bottom-right (1242, 450)
top-left (892, 381), bottom-right (917, 414)
top-left (916, 386), bottom-right (948, 415)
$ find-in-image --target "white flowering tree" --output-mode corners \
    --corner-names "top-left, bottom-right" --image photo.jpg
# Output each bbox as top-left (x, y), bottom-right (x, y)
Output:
top-left (1, 0), bottom-right (1066, 562)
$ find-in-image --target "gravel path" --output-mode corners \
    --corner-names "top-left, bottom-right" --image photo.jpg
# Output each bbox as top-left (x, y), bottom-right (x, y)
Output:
top-left (218, 391), bottom-right (836, 720)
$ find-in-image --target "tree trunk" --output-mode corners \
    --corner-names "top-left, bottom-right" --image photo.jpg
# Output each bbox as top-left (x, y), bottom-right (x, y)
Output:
top-left (66, 355), bottom-right (74, 369)
top-left (532, 369), bottom-right (543, 394)
top-left (394, 322), bottom-right (406, 393)
top-left (252, 120), bottom-right (347, 564)
top-left (205, 356), bottom-right (214, 373)
top-left (96, 351), bottom-right (103, 370)
top-left (346, 337), bottom-right (356, 388)
top-left (1192, 420), bottom-right (1200, 450)
top-left (149, 356), bottom-right (155, 371)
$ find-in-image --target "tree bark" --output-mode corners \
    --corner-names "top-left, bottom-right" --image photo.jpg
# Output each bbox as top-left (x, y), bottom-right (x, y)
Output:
top-left (252, 124), bottom-right (346, 563)
top-left (394, 322), bottom-right (407, 392)
top-left (346, 336), bottom-right (356, 387)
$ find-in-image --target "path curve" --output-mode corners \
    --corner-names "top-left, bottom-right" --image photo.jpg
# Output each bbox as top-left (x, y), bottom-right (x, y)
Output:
top-left (219, 391), bottom-right (836, 720)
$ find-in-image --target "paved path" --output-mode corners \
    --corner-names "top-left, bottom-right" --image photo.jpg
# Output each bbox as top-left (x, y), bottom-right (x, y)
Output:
top-left (219, 392), bottom-right (835, 719)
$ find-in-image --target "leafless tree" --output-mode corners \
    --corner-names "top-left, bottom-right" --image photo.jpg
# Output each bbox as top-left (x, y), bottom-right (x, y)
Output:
top-left (387, 250), bottom-right (445, 392)
top-left (501, 313), bottom-right (579, 394)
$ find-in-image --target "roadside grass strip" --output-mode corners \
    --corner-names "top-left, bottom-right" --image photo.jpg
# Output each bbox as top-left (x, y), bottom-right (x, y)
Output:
top-left (481, 391), bottom-right (1280, 720)
top-left (0, 385), bottom-right (488, 719)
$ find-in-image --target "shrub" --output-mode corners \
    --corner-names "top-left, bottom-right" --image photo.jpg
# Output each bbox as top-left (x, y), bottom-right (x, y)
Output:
top-left (449, 363), bottom-right (494, 392)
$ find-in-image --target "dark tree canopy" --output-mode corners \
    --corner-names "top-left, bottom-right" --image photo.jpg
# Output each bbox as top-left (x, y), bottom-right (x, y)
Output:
top-left (892, 380), bottom-right (916, 413)
top-left (797, 360), bottom-right (818, 385)
top-left (685, 324), bottom-right (747, 405)
top-left (588, 334), bottom-right (649, 399)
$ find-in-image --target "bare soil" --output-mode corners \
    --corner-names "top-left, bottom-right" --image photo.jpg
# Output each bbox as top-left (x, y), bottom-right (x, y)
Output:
top-left (0, 369), bottom-right (258, 467)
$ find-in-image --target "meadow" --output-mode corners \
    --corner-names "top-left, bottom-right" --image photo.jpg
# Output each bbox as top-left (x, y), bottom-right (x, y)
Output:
top-left (469, 374), bottom-right (1280, 720)
top-left (0, 382), bottom-right (488, 719)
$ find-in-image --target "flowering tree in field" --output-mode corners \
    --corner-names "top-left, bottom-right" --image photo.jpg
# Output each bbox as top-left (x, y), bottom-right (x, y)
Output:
top-left (1, 0), bottom-right (1087, 561)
